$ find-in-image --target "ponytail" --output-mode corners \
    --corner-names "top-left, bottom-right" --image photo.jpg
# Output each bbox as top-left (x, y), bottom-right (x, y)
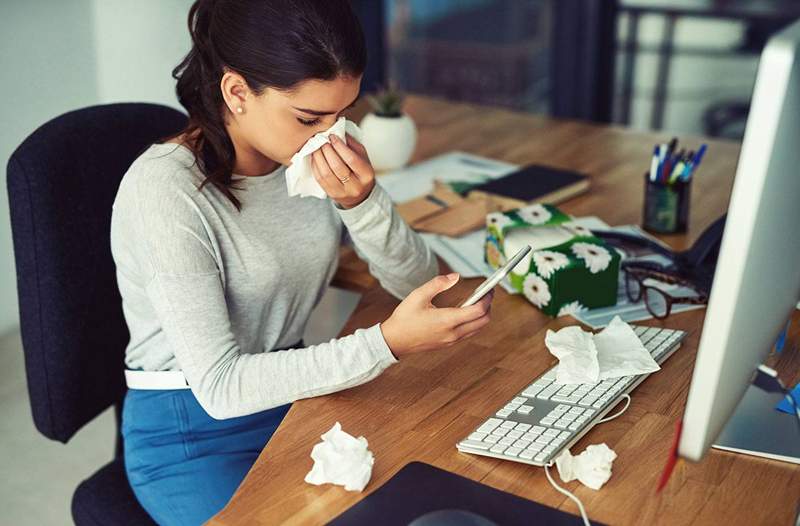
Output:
top-left (172, 0), bottom-right (240, 210)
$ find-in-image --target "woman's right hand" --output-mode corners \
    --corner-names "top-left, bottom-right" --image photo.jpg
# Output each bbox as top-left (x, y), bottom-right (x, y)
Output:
top-left (380, 273), bottom-right (494, 357)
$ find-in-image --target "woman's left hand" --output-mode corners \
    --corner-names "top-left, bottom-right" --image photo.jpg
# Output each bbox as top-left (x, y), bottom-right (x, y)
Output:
top-left (311, 133), bottom-right (376, 209)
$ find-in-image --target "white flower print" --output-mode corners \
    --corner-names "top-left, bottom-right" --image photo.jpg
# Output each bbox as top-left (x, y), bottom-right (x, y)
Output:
top-left (571, 242), bottom-right (612, 274)
top-left (523, 274), bottom-right (551, 307)
top-left (517, 204), bottom-right (552, 225)
top-left (558, 300), bottom-right (587, 317)
top-left (563, 222), bottom-right (593, 238)
top-left (532, 250), bottom-right (569, 279)
top-left (486, 212), bottom-right (514, 234)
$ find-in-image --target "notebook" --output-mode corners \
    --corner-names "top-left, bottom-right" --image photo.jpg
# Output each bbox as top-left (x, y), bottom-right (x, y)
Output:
top-left (467, 164), bottom-right (590, 209)
top-left (328, 461), bottom-right (591, 525)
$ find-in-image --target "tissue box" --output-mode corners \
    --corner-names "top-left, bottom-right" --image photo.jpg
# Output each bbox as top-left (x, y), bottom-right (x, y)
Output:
top-left (485, 203), bottom-right (619, 317)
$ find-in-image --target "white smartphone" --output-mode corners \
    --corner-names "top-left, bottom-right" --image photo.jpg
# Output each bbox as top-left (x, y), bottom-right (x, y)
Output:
top-left (459, 245), bottom-right (532, 307)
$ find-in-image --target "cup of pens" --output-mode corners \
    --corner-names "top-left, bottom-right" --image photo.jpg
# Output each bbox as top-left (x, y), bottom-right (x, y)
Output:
top-left (643, 139), bottom-right (706, 234)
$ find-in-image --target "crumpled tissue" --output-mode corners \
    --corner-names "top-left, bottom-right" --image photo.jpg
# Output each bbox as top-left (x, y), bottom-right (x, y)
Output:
top-left (304, 422), bottom-right (374, 492)
top-left (555, 443), bottom-right (617, 490)
top-left (545, 315), bottom-right (660, 384)
top-left (286, 117), bottom-right (363, 199)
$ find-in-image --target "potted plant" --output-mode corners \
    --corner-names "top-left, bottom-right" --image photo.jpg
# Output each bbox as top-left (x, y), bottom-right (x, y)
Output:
top-left (360, 85), bottom-right (417, 171)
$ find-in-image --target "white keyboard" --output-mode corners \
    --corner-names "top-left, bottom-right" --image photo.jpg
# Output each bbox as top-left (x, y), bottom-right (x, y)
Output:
top-left (457, 325), bottom-right (686, 466)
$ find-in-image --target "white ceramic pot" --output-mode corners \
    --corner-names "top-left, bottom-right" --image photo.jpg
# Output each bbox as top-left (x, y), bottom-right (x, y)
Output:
top-left (359, 112), bottom-right (417, 172)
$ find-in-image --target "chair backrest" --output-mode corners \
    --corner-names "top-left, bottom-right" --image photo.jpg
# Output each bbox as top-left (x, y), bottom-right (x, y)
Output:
top-left (6, 103), bottom-right (187, 443)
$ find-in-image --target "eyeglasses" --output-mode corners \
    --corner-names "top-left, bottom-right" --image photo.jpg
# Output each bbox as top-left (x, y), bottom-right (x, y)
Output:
top-left (623, 266), bottom-right (708, 319)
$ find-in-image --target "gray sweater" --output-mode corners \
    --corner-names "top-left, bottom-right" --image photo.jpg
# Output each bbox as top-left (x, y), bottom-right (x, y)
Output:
top-left (110, 143), bottom-right (438, 418)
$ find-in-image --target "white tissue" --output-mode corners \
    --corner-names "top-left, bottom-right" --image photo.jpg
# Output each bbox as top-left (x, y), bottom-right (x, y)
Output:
top-left (304, 422), bottom-right (374, 492)
top-left (545, 326), bottom-right (600, 384)
top-left (286, 117), bottom-right (363, 199)
top-left (555, 443), bottom-right (617, 490)
top-left (545, 315), bottom-right (660, 384)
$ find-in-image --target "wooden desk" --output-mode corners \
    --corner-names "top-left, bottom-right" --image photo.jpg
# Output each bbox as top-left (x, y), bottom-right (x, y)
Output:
top-left (210, 95), bottom-right (800, 526)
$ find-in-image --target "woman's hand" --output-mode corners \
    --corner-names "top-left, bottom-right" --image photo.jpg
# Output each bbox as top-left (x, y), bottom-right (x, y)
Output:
top-left (380, 273), bottom-right (494, 357)
top-left (311, 133), bottom-right (376, 209)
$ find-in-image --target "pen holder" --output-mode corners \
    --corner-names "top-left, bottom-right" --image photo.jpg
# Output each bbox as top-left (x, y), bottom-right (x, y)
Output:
top-left (642, 173), bottom-right (691, 234)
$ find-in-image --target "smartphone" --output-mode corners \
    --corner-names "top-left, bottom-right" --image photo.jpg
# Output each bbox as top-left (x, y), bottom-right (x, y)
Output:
top-left (459, 245), bottom-right (532, 307)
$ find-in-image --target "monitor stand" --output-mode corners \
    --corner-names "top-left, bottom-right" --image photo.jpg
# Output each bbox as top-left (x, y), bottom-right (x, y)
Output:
top-left (712, 381), bottom-right (800, 464)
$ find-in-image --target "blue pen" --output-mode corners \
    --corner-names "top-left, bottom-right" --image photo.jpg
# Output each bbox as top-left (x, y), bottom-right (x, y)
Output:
top-left (683, 144), bottom-right (707, 181)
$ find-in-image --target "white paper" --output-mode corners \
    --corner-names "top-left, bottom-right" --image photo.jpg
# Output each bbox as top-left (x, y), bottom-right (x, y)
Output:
top-left (304, 422), bottom-right (374, 492)
top-left (545, 315), bottom-right (660, 384)
top-left (555, 443), bottom-right (617, 490)
top-left (286, 117), bottom-right (363, 199)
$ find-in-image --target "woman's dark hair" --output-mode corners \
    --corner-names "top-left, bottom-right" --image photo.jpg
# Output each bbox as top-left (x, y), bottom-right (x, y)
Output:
top-left (171, 0), bottom-right (367, 210)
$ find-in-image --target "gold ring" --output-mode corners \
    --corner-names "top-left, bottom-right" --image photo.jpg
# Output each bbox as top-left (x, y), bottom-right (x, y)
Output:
top-left (339, 176), bottom-right (351, 183)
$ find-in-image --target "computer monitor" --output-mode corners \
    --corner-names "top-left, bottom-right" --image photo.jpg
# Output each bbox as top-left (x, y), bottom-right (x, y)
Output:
top-left (678, 18), bottom-right (800, 462)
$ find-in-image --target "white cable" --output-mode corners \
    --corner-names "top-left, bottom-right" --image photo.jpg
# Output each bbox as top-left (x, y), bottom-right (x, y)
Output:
top-left (544, 462), bottom-right (591, 526)
top-left (597, 394), bottom-right (631, 423)
top-left (542, 393), bottom-right (632, 525)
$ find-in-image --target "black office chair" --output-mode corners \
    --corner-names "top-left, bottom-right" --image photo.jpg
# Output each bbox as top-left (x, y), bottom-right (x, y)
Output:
top-left (6, 103), bottom-right (187, 525)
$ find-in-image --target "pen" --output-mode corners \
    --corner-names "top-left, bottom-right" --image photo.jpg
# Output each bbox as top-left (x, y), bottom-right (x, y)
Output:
top-left (685, 144), bottom-right (707, 181)
top-left (650, 146), bottom-right (660, 182)
top-left (669, 160), bottom-right (685, 183)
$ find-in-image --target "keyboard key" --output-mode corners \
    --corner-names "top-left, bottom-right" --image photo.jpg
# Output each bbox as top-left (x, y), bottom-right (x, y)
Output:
top-left (485, 435), bottom-right (501, 443)
top-left (527, 443), bottom-right (544, 452)
top-left (543, 428), bottom-right (560, 437)
top-left (507, 430), bottom-right (523, 439)
top-left (499, 437), bottom-right (515, 446)
top-left (535, 436), bottom-right (551, 445)
top-left (551, 395), bottom-right (581, 404)
top-left (558, 431), bottom-right (570, 440)
top-left (468, 432), bottom-right (487, 441)
top-left (515, 423), bottom-right (531, 432)
top-left (568, 422), bottom-right (581, 431)
top-left (540, 417), bottom-right (556, 425)
top-left (522, 432), bottom-right (538, 441)
top-left (522, 385), bottom-right (544, 397)
top-left (593, 400), bottom-right (604, 408)
top-left (517, 405), bottom-right (534, 415)
top-left (514, 439), bottom-right (531, 449)
top-left (568, 407), bottom-right (584, 414)
top-left (477, 418), bottom-right (502, 433)
top-left (459, 440), bottom-right (491, 450)
top-left (497, 409), bottom-right (512, 417)
top-left (491, 428), bottom-right (507, 436)
top-left (534, 453), bottom-right (547, 463)
top-left (554, 404), bottom-right (569, 413)
top-left (512, 397), bottom-right (527, 404)
top-left (531, 426), bottom-right (546, 434)
top-left (520, 450), bottom-right (536, 460)
top-left (490, 445), bottom-right (507, 454)
top-left (554, 420), bottom-right (570, 429)
top-left (583, 409), bottom-right (596, 417)
top-left (501, 421), bottom-right (516, 429)
top-left (505, 447), bottom-right (522, 457)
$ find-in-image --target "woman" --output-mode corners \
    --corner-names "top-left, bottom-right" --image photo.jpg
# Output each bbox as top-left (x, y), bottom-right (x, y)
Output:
top-left (110, 0), bottom-right (493, 524)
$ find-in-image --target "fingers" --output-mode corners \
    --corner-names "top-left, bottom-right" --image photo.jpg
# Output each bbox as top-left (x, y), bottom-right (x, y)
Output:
top-left (311, 149), bottom-right (345, 198)
top-left (330, 134), bottom-right (372, 177)
top-left (345, 133), bottom-right (370, 160)
top-left (407, 273), bottom-right (460, 304)
top-left (438, 290), bottom-right (494, 325)
top-left (319, 142), bottom-right (353, 183)
top-left (451, 311), bottom-right (492, 340)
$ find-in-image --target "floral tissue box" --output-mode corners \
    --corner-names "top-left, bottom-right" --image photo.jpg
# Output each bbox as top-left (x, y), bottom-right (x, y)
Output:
top-left (485, 203), bottom-right (620, 317)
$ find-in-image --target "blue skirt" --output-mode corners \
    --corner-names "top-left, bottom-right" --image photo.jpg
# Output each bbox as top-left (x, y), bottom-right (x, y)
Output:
top-left (122, 388), bottom-right (290, 526)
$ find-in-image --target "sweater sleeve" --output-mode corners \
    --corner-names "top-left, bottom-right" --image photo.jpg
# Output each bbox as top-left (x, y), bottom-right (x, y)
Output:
top-left (115, 168), bottom-right (397, 419)
top-left (336, 184), bottom-right (439, 299)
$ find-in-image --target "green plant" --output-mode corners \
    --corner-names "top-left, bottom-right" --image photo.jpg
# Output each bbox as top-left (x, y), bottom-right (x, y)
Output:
top-left (366, 85), bottom-right (404, 118)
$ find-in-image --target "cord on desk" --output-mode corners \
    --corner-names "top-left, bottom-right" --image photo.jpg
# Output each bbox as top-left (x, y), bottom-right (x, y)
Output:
top-left (597, 394), bottom-right (631, 423)
top-left (544, 461), bottom-right (592, 526)
top-left (542, 394), bottom-right (632, 525)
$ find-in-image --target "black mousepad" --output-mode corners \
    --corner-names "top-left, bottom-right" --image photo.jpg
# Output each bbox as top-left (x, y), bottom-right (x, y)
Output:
top-left (328, 461), bottom-right (595, 525)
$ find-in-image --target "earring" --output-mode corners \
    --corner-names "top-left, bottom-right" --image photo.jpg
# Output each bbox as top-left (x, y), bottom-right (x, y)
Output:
top-left (236, 106), bottom-right (244, 114)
